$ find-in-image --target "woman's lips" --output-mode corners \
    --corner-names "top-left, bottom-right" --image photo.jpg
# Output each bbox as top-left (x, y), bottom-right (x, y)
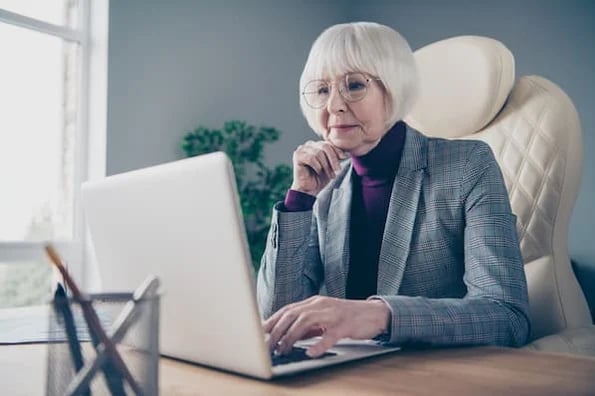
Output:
top-left (329, 125), bottom-right (358, 132)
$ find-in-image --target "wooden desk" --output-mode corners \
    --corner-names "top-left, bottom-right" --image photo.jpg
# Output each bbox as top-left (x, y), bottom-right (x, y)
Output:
top-left (2, 344), bottom-right (595, 395)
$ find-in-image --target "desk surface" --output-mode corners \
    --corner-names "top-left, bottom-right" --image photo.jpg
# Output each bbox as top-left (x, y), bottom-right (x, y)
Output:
top-left (2, 344), bottom-right (595, 395)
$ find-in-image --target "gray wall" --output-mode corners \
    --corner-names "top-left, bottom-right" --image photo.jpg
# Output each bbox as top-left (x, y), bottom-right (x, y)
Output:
top-left (107, 0), bottom-right (353, 172)
top-left (107, 0), bottom-right (594, 311)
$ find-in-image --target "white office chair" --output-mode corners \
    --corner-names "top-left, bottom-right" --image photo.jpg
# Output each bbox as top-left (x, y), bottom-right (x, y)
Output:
top-left (404, 35), bottom-right (595, 356)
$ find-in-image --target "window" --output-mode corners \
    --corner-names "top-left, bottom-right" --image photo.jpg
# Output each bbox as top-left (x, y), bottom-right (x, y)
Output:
top-left (0, 1), bottom-right (107, 307)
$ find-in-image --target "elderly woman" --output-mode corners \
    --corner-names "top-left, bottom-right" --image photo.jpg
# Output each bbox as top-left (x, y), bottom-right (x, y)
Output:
top-left (257, 22), bottom-right (530, 358)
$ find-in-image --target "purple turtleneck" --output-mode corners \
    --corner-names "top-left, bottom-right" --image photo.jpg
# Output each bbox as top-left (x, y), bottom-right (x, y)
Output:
top-left (283, 121), bottom-right (406, 299)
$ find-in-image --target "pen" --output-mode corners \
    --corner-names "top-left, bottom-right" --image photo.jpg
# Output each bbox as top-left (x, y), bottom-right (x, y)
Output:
top-left (45, 244), bottom-right (144, 396)
top-left (54, 284), bottom-right (85, 370)
top-left (53, 284), bottom-right (91, 396)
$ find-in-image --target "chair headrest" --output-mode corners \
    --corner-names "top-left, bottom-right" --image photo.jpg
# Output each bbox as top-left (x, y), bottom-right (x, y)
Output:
top-left (404, 36), bottom-right (515, 138)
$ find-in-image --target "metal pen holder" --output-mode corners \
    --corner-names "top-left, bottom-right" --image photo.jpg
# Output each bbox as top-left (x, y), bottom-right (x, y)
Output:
top-left (46, 292), bottom-right (160, 396)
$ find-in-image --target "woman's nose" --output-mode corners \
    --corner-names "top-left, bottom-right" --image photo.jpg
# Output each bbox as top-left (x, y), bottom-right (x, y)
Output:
top-left (326, 86), bottom-right (347, 114)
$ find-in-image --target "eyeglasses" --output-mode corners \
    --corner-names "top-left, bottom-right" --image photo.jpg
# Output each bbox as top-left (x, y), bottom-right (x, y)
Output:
top-left (301, 72), bottom-right (382, 109)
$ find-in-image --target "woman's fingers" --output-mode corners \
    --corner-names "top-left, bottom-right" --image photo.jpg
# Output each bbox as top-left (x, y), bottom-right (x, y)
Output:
top-left (291, 141), bottom-right (347, 195)
top-left (263, 304), bottom-right (294, 344)
top-left (264, 297), bottom-right (318, 350)
top-left (277, 310), bottom-right (330, 354)
top-left (315, 149), bottom-right (336, 179)
top-left (300, 327), bottom-right (325, 340)
top-left (268, 311), bottom-right (301, 353)
top-left (264, 299), bottom-right (389, 358)
top-left (265, 297), bottom-right (343, 355)
top-left (264, 295), bottom-right (318, 332)
top-left (306, 330), bottom-right (341, 358)
top-left (320, 144), bottom-right (341, 175)
top-left (302, 142), bottom-right (336, 178)
top-left (319, 142), bottom-right (348, 175)
top-left (296, 147), bottom-right (324, 174)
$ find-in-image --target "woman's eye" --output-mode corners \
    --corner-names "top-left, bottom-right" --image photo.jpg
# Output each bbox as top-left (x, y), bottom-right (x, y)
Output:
top-left (317, 86), bottom-right (330, 95)
top-left (348, 81), bottom-right (365, 91)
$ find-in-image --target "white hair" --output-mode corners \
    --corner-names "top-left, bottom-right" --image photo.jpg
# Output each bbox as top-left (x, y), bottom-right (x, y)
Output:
top-left (299, 22), bottom-right (419, 135)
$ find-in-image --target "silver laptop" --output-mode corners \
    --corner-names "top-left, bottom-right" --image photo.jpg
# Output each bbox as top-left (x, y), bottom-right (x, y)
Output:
top-left (81, 151), bottom-right (400, 379)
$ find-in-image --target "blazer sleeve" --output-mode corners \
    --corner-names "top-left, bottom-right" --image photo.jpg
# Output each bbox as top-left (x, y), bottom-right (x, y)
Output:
top-left (372, 142), bottom-right (531, 347)
top-left (256, 204), bottom-right (324, 319)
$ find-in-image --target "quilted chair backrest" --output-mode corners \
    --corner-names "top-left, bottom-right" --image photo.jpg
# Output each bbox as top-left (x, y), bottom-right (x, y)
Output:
top-left (404, 36), bottom-right (591, 340)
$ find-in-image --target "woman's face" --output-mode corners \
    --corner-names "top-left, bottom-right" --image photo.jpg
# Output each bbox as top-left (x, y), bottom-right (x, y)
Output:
top-left (312, 72), bottom-right (390, 157)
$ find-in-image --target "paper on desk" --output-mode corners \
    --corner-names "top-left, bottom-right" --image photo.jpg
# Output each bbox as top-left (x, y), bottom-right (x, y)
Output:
top-left (0, 305), bottom-right (112, 344)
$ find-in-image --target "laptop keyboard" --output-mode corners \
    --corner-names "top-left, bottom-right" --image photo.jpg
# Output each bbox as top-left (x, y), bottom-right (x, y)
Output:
top-left (271, 346), bottom-right (337, 366)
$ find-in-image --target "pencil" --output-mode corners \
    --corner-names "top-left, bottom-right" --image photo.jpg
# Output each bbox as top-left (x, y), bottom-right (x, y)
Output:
top-left (45, 244), bottom-right (144, 396)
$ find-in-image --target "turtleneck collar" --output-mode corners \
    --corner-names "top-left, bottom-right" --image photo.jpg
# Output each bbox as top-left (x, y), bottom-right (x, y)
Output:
top-left (351, 121), bottom-right (406, 179)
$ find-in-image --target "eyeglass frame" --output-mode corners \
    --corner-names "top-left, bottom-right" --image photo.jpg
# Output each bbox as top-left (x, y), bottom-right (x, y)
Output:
top-left (301, 72), bottom-right (383, 109)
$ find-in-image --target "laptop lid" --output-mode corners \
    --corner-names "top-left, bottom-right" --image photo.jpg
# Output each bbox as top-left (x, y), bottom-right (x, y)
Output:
top-left (81, 152), bottom-right (273, 378)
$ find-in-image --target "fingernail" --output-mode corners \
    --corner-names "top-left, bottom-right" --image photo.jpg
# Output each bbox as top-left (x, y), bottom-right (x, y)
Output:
top-left (276, 339), bottom-right (285, 354)
top-left (306, 348), bottom-right (317, 358)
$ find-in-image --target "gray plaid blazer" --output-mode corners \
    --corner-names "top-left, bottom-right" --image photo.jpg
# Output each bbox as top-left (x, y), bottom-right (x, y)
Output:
top-left (257, 126), bottom-right (530, 347)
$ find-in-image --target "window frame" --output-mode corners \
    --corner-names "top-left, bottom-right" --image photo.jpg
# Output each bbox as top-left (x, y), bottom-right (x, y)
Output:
top-left (0, 1), bottom-right (108, 289)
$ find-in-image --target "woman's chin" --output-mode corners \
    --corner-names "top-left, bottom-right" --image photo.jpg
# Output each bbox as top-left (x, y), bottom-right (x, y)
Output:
top-left (331, 140), bottom-right (373, 157)
top-left (328, 135), bottom-right (358, 151)
top-left (330, 142), bottom-right (355, 154)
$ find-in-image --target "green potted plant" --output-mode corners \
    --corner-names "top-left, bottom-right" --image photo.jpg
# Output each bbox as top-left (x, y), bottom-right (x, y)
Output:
top-left (181, 120), bottom-right (292, 272)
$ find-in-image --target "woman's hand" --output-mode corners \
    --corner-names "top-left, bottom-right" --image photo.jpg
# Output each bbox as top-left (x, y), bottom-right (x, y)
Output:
top-left (263, 296), bottom-right (391, 358)
top-left (290, 141), bottom-right (348, 196)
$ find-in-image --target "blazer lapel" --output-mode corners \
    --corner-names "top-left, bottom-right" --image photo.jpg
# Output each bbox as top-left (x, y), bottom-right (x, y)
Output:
top-left (377, 127), bottom-right (428, 295)
top-left (323, 166), bottom-right (353, 298)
